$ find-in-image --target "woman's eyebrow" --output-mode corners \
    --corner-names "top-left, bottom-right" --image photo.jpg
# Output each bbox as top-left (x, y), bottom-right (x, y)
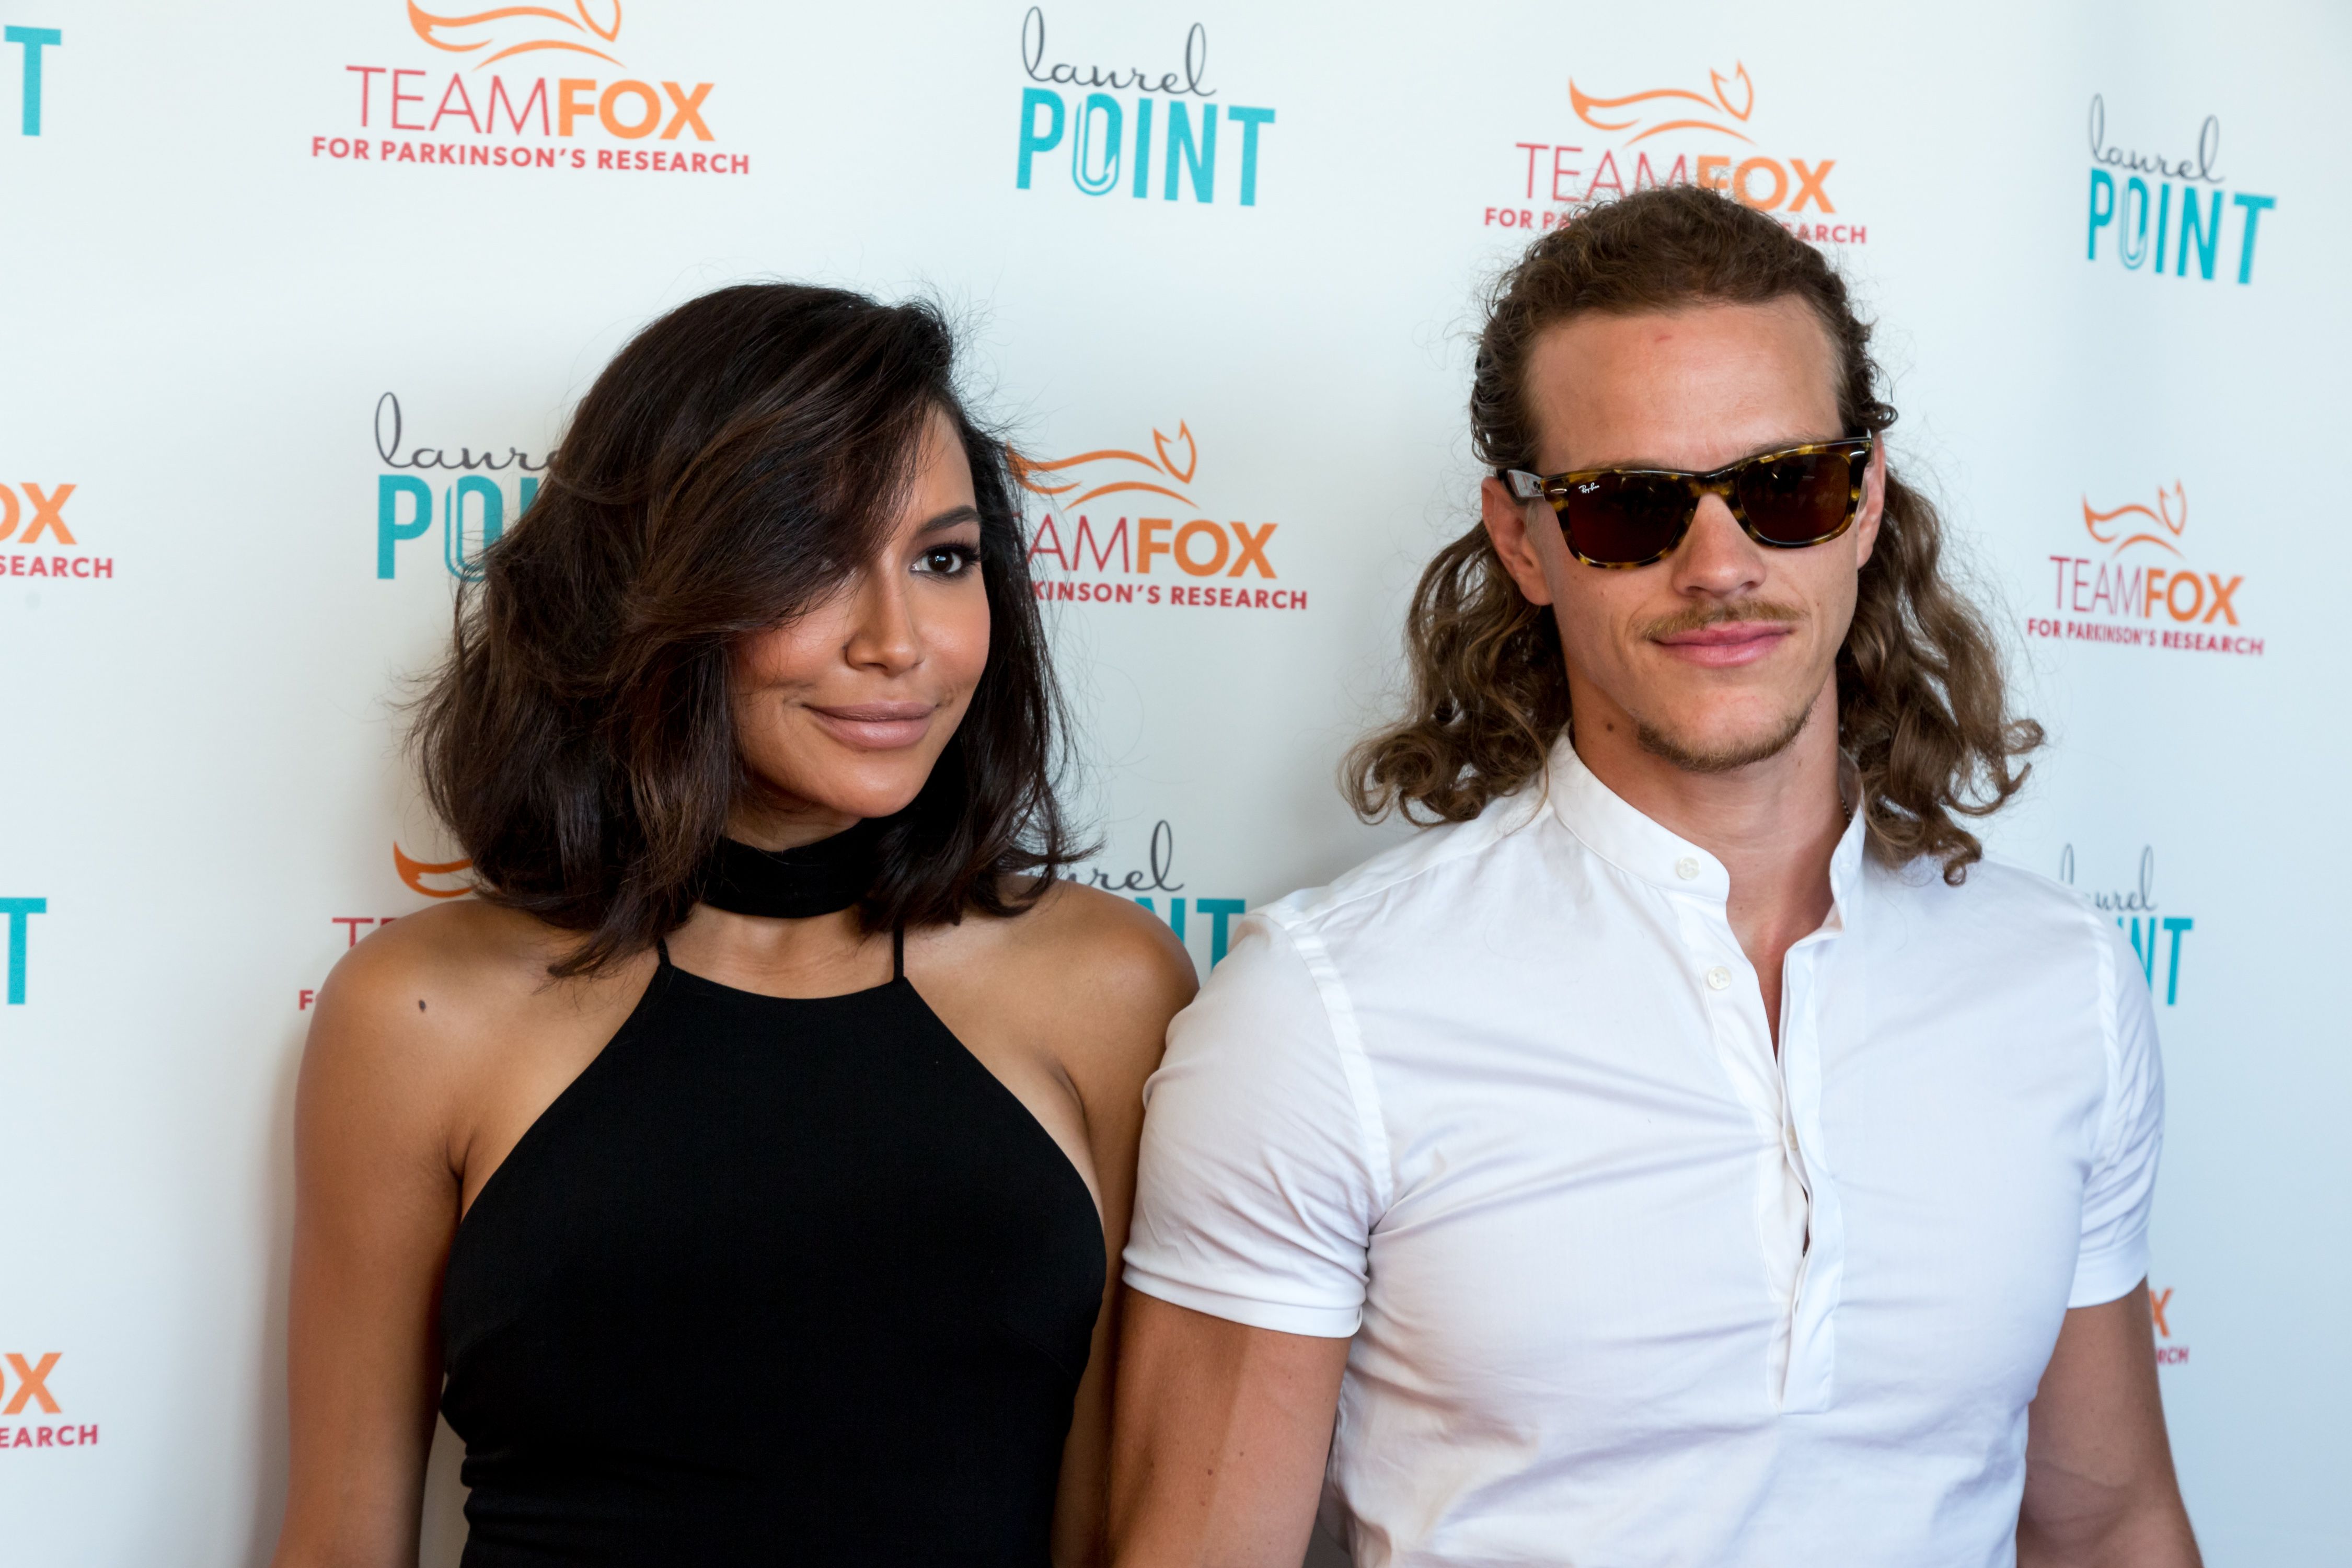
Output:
top-left (918, 504), bottom-right (983, 535)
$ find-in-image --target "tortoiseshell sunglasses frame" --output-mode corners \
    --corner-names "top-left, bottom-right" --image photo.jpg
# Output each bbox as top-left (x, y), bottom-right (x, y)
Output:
top-left (1501, 434), bottom-right (1875, 569)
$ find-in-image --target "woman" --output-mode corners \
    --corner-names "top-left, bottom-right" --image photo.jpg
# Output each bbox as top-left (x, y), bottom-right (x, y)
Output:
top-left (272, 285), bottom-right (1195, 1566)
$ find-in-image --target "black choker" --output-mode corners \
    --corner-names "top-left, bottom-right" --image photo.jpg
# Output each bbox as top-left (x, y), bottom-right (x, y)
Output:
top-left (699, 819), bottom-right (883, 919)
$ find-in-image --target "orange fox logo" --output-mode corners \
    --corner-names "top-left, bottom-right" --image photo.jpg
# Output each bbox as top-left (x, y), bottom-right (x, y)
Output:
top-left (1012, 422), bottom-right (1200, 511)
top-left (2082, 481), bottom-right (2188, 557)
top-left (1570, 63), bottom-right (1755, 144)
top-left (408, 0), bottom-right (624, 69)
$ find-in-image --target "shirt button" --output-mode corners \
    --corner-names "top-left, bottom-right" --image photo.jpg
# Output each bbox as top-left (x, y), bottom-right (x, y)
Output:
top-left (1785, 1125), bottom-right (1801, 1154)
top-left (1704, 965), bottom-right (1732, 990)
top-left (1675, 856), bottom-right (1701, 880)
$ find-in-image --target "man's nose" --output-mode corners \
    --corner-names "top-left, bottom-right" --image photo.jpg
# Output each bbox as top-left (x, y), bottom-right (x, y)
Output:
top-left (1668, 492), bottom-right (1768, 598)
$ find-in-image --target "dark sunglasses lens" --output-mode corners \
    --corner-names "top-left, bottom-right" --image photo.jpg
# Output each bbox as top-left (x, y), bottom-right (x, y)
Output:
top-left (1562, 474), bottom-right (1689, 564)
top-left (1735, 450), bottom-right (1855, 545)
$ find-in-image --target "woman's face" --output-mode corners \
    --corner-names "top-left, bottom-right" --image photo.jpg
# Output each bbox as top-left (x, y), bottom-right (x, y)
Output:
top-left (728, 408), bottom-right (990, 846)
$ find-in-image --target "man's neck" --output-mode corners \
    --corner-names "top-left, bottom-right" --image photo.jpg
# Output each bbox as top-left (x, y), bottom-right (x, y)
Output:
top-left (1569, 683), bottom-right (1849, 1046)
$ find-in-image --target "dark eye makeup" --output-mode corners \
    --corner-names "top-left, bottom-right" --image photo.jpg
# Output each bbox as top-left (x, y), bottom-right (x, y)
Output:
top-left (915, 541), bottom-right (984, 579)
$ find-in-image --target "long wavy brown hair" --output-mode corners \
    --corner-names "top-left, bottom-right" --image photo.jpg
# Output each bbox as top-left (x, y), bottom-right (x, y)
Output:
top-left (1348, 186), bottom-right (2040, 882)
top-left (412, 284), bottom-right (1082, 976)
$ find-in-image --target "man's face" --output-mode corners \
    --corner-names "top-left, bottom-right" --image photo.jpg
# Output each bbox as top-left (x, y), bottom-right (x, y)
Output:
top-left (1481, 299), bottom-right (1885, 774)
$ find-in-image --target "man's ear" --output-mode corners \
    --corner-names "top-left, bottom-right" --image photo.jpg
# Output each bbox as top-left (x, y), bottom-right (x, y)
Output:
top-left (1852, 437), bottom-right (1887, 570)
top-left (1481, 477), bottom-right (1557, 606)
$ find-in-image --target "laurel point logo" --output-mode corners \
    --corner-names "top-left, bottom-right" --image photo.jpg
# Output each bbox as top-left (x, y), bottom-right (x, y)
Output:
top-left (1013, 422), bottom-right (1200, 510)
top-left (1570, 62), bottom-right (1755, 144)
top-left (394, 844), bottom-right (474, 899)
top-left (408, 0), bottom-right (624, 70)
top-left (2083, 481), bottom-right (2188, 557)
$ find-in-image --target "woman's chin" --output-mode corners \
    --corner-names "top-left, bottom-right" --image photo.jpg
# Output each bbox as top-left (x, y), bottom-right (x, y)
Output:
top-left (756, 771), bottom-right (930, 828)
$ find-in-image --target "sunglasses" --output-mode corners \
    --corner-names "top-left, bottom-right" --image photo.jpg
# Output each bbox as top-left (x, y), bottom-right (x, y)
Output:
top-left (1501, 435), bottom-right (1874, 569)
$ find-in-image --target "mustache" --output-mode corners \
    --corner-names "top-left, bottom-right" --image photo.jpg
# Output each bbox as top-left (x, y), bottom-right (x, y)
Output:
top-left (1639, 600), bottom-right (1806, 639)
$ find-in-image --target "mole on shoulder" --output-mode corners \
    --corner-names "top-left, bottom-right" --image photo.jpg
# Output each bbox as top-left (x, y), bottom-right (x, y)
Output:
top-left (418, 999), bottom-right (428, 1012)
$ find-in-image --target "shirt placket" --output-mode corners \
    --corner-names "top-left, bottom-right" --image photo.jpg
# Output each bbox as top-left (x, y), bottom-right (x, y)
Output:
top-left (1671, 893), bottom-right (1814, 1406)
top-left (1777, 915), bottom-right (1848, 1414)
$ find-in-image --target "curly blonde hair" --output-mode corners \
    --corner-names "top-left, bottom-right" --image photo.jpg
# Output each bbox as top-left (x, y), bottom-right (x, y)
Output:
top-left (1348, 186), bottom-right (2041, 882)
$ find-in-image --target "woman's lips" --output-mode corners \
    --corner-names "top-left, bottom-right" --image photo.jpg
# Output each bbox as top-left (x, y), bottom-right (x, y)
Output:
top-left (1652, 622), bottom-right (1795, 668)
top-left (806, 702), bottom-right (937, 750)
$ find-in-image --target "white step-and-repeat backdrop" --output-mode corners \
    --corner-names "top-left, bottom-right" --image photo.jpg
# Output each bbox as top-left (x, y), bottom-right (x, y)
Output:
top-left (3, 2), bottom-right (2344, 1561)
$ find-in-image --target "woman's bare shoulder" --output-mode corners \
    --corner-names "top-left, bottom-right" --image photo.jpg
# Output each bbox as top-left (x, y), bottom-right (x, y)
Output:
top-left (940, 880), bottom-right (1197, 1082)
top-left (1013, 879), bottom-right (1196, 999)
top-left (303, 900), bottom-right (644, 1100)
top-left (316, 898), bottom-right (566, 1016)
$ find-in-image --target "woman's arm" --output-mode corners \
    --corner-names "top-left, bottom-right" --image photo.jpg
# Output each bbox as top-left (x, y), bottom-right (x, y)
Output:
top-left (271, 928), bottom-right (470, 1568)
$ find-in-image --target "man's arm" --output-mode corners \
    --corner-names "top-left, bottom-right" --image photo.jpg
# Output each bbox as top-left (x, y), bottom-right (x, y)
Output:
top-left (1109, 1291), bottom-right (1353, 1568)
top-left (2017, 1281), bottom-right (2199, 1567)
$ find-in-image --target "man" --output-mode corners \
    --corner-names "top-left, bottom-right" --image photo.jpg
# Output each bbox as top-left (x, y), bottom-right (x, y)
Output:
top-left (1109, 186), bottom-right (2198, 1567)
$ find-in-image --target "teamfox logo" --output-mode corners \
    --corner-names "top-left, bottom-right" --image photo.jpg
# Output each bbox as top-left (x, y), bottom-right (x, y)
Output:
top-left (2028, 477), bottom-right (2258, 656)
top-left (1016, 423), bottom-right (1301, 612)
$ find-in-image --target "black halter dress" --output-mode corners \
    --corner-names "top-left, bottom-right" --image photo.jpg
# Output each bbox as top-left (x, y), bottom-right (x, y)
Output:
top-left (437, 828), bottom-right (1106, 1566)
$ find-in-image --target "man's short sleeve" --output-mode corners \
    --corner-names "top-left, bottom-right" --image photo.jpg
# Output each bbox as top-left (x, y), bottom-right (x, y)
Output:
top-left (1122, 912), bottom-right (1386, 1339)
top-left (2070, 922), bottom-right (2167, 1308)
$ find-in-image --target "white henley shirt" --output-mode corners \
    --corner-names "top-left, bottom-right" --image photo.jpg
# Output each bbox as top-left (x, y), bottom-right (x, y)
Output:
top-left (1124, 741), bottom-right (2163, 1567)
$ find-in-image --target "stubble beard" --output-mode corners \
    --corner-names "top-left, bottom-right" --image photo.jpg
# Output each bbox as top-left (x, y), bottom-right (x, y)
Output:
top-left (1633, 694), bottom-right (1820, 776)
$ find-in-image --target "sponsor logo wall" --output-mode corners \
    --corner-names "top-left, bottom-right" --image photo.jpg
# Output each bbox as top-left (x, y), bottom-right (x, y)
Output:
top-left (2, 3), bottom-right (2345, 1564)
